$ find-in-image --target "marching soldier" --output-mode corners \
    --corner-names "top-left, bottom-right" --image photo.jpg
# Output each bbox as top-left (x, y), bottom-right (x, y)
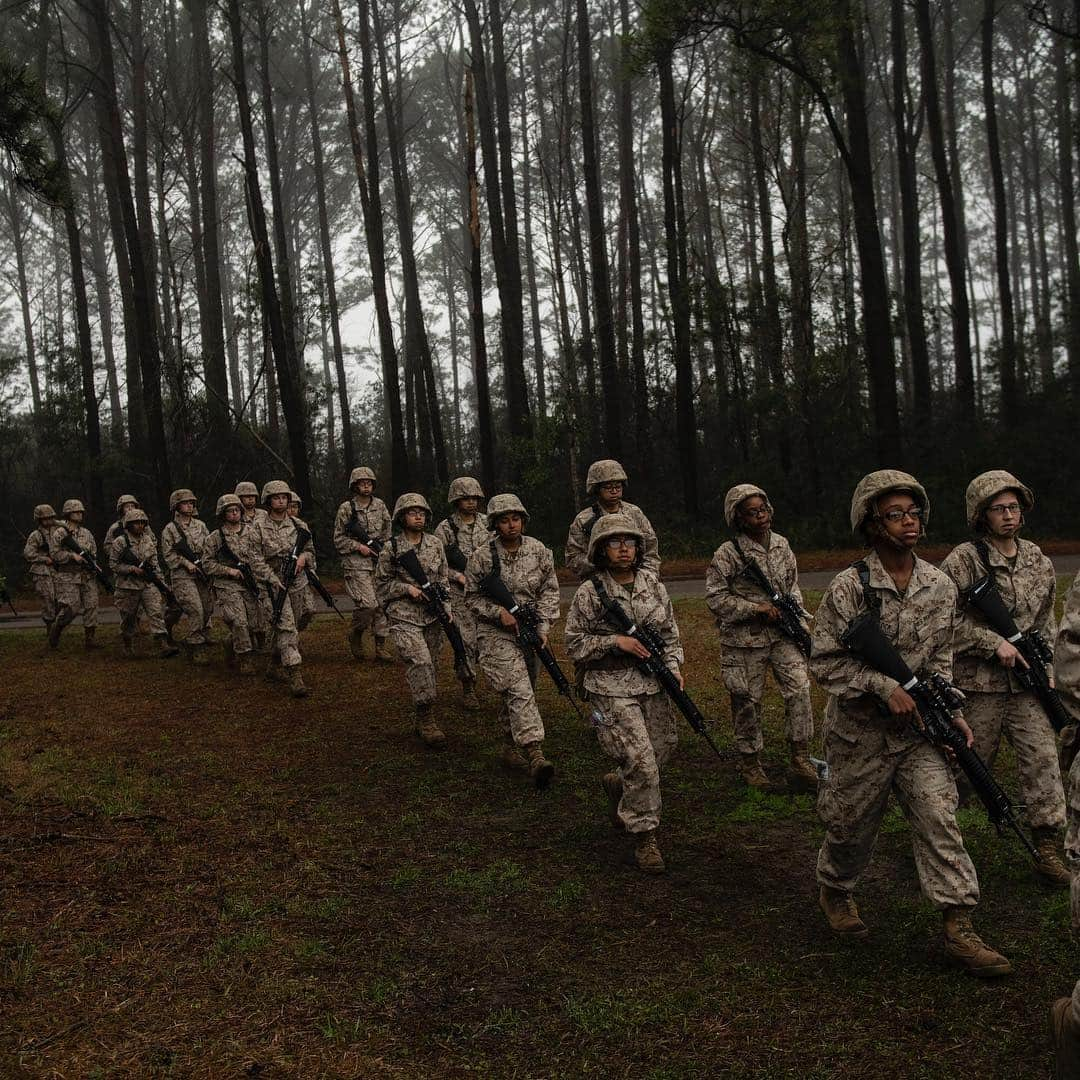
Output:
top-left (375, 493), bottom-right (452, 748)
top-left (104, 495), bottom-right (145, 548)
top-left (108, 508), bottom-right (179, 659)
top-left (236, 481), bottom-right (269, 650)
top-left (333, 467), bottom-right (393, 662)
top-left (940, 470), bottom-right (1068, 886)
top-left (465, 494), bottom-right (561, 787)
top-left (565, 459), bottom-right (660, 580)
top-left (434, 476), bottom-right (488, 709)
top-left (47, 499), bottom-right (100, 650)
top-left (705, 485), bottom-right (816, 792)
top-left (287, 492), bottom-right (302, 518)
top-left (810, 470), bottom-right (1010, 977)
top-left (23, 504), bottom-right (58, 635)
top-left (161, 489), bottom-right (213, 665)
top-left (565, 513), bottom-right (683, 873)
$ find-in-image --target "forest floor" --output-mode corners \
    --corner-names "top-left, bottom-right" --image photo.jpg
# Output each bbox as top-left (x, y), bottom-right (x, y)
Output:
top-left (1, 588), bottom-right (1076, 1077)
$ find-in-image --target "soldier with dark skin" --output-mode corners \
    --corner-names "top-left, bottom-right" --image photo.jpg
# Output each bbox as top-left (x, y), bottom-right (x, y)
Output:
top-left (47, 500), bottom-right (100, 650)
top-left (104, 495), bottom-right (148, 548)
top-left (23, 504), bottom-right (58, 635)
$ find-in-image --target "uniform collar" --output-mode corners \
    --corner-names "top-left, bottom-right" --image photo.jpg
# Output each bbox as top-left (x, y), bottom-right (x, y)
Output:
top-left (864, 548), bottom-right (933, 597)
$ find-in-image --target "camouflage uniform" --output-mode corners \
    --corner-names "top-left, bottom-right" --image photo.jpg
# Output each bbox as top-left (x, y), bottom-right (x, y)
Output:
top-left (465, 532), bottom-right (560, 749)
top-left (49, 515), bottom-right (99, 631)
top-left (23, 507), bottom-right (57, 626)
top-left (332, 481), bottom-right (392, 643)
top-left (566, 501), bottom-right (659, 580)
top-left (108, 519), bottom-right (169, 644)
top-left (255, 509), bottom-right (312, 668)
top-left (236, 483), bottom-right (270, 641)
top-left (161, 496), bottom-right (213, 649)
top-left (434, 509), bottom-right (489, 682)
top-left (104, 495), bottom-right (144, 548)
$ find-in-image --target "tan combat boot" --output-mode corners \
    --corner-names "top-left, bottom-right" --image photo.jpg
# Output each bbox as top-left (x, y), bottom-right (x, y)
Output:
top-left (500, 737), bottom-right (528, 771)
top-left (84, 626), bottom-right (99, 650)
top-left (602, 772), bottom-right (624, 830)
top-left (1033, 828), bottom-right (1072, 888)
top-left (348, 626), bottom-right (365, 661)
top-left (1050, 997), bottom-right (1080, 1079)
top-left (739, 752), bottom-right (770, 790)
top-left (287, 664), bottom-right (309, 699)
top-left (237, 653), bottom-right (258, 677)
top-left (942, 907), bottom-right (1011, 977)
top-left (155, 634), bottom-right (179, 659)
top-left (787, 742), bottom-right (818, 793)
top-left (415, 704), bottom-right (446, 749)
top-left (819, 885), bottom-right (869, 937)
top-left (634, 829), bottom-right (665, 874)
top-left (461, 679), bottom-right (481, 711)
top-left (375, 636), bottom-right (394, 662)
top-left (524, 742), bottom-right (555, 789)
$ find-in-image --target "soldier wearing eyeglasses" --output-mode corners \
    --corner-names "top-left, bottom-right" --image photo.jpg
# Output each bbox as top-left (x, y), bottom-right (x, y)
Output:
top-left (940, 470), bottom-right (1068, 886)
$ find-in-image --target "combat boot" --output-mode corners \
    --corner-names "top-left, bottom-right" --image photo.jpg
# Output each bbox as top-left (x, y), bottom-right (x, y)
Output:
top-left (602, 772), bottom-right (624, 830)
top-left (287, 664), bottom-right (309, 699)
top-left (47, 619), bottom-right (63, 649)
top-left (223, 639), bottom-right (236, 668)
top-left (83, 627), bottom-right (99, 650)
top-left (942, 907), bottom-right (1012, 977)
top-left (1050, 997), bottom-right (1080, 1079)
top-left (500, 736), bottom-right (528, 771)
top-left (524, 742), bottom-right (555, 789)
top-left (787, 742), bottom-right (818, 793)
top-left (348, 626), bottom-right (365, 661)
top-left (155, 634), bottom-right (179, 659)
top-left (191, 643), bottom-right (210, 666)
top-left (634, 829), bottom-right (665, 874)
top-left (739, 752), bottom-right (770, 790)
top-left (415, 704), bottom-right (446, 749)
top-left (818, 885), bottom-right (869, 937)
top-left (237, 653), bottom-right (258, 677)
top-left (1033, 828), bottom-right (1072, 888)
top-left (374, 636), bottom-right (394, 662)
top-left (265, 656), bottom-right (288, 683)
top-left (121, 633), bottom-right (136, 658)
top-left (461, 679), bottom-right (481, 711)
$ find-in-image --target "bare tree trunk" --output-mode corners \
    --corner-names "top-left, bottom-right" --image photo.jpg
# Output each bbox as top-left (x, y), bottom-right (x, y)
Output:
top-left (2, 180), bottom-right (42, 418)
top-left (1054, 0), bottom-right (1080, 388)
top-left (519, 49), bottom-right (546, 420)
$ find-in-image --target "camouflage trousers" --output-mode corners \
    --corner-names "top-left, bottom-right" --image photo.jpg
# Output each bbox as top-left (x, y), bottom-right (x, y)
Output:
top-left (816, 704), bottom-right (980, 909)
top-left (964, 690), bottom-right (1066, 830)
top-left (720, 639), bottom-right (813, 754)
top-left (477, 631), bottom-right (543, 747)
top-left (291, 582), bottom-right (316, 632)
top-left (172, 571), bottom-right (213, 645)
top-left (54, 573), bottom-right (97, 629)
top-left (1065, 744), bottom-right (1080, 1021)
top-left (32, 574), bottom-right (57, 625)
top-left (267, 589), bottom-right (301, 668)
top-left (448, 585), bottom-right (478, 680)
top-left (214, 587), bottom-right (259, 655)
top-left (115, 585), bottom-right (166, 638)
top-left (387, 619), bottom-right (444, 706)
top-left (592, 691), bottom-right (678, 833)
top-left (344, 568), bottom-right (388, 637)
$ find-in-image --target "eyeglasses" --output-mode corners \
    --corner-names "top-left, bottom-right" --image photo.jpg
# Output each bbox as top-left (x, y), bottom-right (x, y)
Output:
top-left (986, 502), bottom-right (1021, 516)
top-left (740, 506), bottom-right (771, 518)
top-left (878, 507), bottom-right (925, 524)
top-left (599, 482), bottom-right (623, 492)
top-left (605, 537), bottom-right (638, 550)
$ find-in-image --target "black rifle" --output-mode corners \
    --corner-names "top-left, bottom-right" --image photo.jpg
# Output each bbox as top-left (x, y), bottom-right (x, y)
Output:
top-left (444, 522), bottom-right (469, 573)
top-left (590, 575), bottom-right (727, 759)
top-left (345, 504), bottom-right (385, 555)
top-left (0, 579), bottom-right (16, 617)
top-left (392, 544), bottom-right (470, 677)
top-left (118, 543), bottom-right (180, 608)
top-left (59, 532), bottom-right (114, 593)
top-left (216, 532), bottom-right (260, 599)
top-left (173, 526), bottom-right (210, 586)
top-left (306, 567), bottom-right (346, 621)
top-left (841, 611), bottom-right (1036, 859)
top-left (269, 526), bottom-right (310, 628)
top-left (733, 540), bottom-right (812, 658)
top-left (964, 576), bottom-right (1073, 733)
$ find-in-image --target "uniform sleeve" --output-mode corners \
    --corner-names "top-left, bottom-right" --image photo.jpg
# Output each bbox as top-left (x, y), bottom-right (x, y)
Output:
top-left (1033, 555), bottom-right (1059, 681)
top-left (433, 519), bottom-right (452, 548)
top-left (375, 547), bottom-right (409, 605)
top-left (109, 536), bottom-right (135, 577)
top-left (636, 508), bottom-right (661, 576)
top-left (376, 502), bottom-right (392, 541)
top-left (23, 531), bottom-right (50, 567)
top-left (564, 581), bottom-right (618, 664)
top-left (533, 546), bottom-right (561, 637)
top-left (49, 527), bottom-right (77, 567)
top-left (333, 502), bottom-right (356, 556)
top-left (655, 583), bottom-right (684, 672)
top-left (464, 546), bottom-right (504, 625)
top-left (85, 531), bottom-right (97, 557)
top-left (564, 513), bottom-right (592, 579)
top-left (201, 531), bottom-right (226, 578)
top-left (298, 520), bottom-right (316, 572)
top-left (1054, 574), bottom-right (1080, 715)
top-left (780, 541), bottom-right (809, 617)
top-left (809, 573), bottom-right (900, 705)
top-left (704, 544), bottom-right (761, 625)
top-left (923, 578), bottom-right (959, 685)
top-left (161, 523), bottom-right (182, 570)
top-left (432, 541), bottom-right (449, 590)
top-left (940, 546), bottom-right (1003, 660)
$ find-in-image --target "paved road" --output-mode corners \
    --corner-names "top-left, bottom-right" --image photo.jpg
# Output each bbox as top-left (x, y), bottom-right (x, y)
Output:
top-left (4, 556), bottom-right (1077, 632)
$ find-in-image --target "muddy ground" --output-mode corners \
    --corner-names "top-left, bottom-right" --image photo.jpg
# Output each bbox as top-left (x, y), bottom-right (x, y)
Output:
top-left (0, 591), bottom-right (1074, 1077)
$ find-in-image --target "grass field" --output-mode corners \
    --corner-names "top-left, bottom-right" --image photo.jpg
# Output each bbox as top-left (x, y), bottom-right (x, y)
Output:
top-left (1, 589), bottom-right (1075, 1077)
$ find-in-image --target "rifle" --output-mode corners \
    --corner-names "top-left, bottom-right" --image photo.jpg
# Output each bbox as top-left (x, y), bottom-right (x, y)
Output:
top-left (117, 543), bottom-right (180, 609)
top-left (269, 526), bottom-right (310, 628)
top-left (841, 611), bottom-right (1036, 859)
top-left (216, 532), bottom-right (260, 599)
top-left (589, 575), bottom-right (727, 759)
top-left (306, 567), bottom-right (346, 621)
top-left (345, 503), bottom-right (385, 555)
top-left (964, 575), bottom-right (1073, 733)
top-left (391, 543), bottom-right (470, 677)
top-left (733, 540), bottom-right (812, 658)
top-left (173, 527), bottom-right (210, 586)
top-left (0, 578), bottom-right (16, 617)
top-left (59, 532), bottom-right (114, 593)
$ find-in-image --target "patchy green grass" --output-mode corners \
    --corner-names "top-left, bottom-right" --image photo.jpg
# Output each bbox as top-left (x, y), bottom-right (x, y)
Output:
top-left (0, 592), bottom-right (1073, 1076)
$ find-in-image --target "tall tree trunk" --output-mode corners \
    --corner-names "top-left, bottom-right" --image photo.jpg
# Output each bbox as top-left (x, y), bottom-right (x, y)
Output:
top-left (519, 49), bottom-right (546, 420)
top-left (2, 182), bottom-right (42, 418)
top-left (1054, 0), bottom-right (1080, 388)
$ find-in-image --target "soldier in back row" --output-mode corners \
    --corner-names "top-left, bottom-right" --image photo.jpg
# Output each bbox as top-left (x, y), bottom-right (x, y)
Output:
top-left (47, 499), bottom-right (100, 650)
top-left (23, 504), bottom-right (58, 635)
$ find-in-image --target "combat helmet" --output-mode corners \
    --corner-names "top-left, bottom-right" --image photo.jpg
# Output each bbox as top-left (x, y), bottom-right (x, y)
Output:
top-left (965, 470), bottom-right (1034, 531)
top-left (585, 459), bottom-right (628, 494)
top-left (169, 488), bottom-right (197, 512)
top-left (724, 484), bottom-right (771, 530)
top-left (588, 512), bottom-right (643, 565)
top-left (392, 492), bottom-right (432, 527)
top-left (288, 491), bottom-right (302, 508)
top-left (123, 508), bottom-right (150, 528)
top-left (234, 481), bottom-right (259, 499)
top-left (349, 466), bottom-right (377, 489)
top-left (849, 470), bottom-right (930, 534)
top-left (448, 476), bottom-right (484, 503)
top-left (33, 503), bottom-right (57, 522)
top-left (216, 493), bottom-right (243, 518)
top-left (261, 480), bottom-right (292, 505)
top-left (62, 499), bottom-right (86, 516)
top-left (115, 494), bottom-right (140, 513)
top-left (486, 493), bottom-right (529, 523)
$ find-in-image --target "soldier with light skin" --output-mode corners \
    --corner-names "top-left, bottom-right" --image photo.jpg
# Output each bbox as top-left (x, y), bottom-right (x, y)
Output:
top-left (162, 490), bottom-right (213, 665)
top-left (24, 505), bottom-right (58, 635)
top-left (108, 508), bottom-right (179, 659)
top-left (235, 482), bottom-right (269, 651)
top-left (47, 500), bottom-right (100, 650)
top-left (287, 493), bottom-right (301, 519)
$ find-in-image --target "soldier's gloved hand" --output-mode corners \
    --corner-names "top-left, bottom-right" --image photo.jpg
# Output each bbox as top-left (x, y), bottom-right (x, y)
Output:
top-left (995, 639), bottom-right (1029, 669)
top-left (615, 634), bottom-right (651, 660)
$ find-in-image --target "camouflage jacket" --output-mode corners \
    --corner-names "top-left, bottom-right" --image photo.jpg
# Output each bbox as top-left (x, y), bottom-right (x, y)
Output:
top-left (48, 524), bottom-right (97, 580)
top-left (108, 531), bottom-right (166, 592)
top-left (161, 517), bottom-right (211, 578)
top-left (810, 549), bottom-right (958, 749)
top-left (105, 519), bottom-right (158, 549)
top-left (23, 527), bottom-right (54, 578)
top-left (202, 523), bottom-right (278, 595)
top-left (256, 515), bottom-right (315, 592)
top-left (564, 500), bottom-right (660, 580)
top-left (565, 568), bottom-right (683, 697)
top-left (704, 531), bottom-right (806, 648)
top-left (465, 536), bottom-right (560, 639)
top-left (940, 539), bottom-right (1057, 693)
top-left (1054, 574), bottom-right (1080, 719)
top-left (375, 533), bottom-right (450, 627)
top-left (434, 513), bottom-right (490, 589)
top-left (333, 496), bottom-right (391, 572)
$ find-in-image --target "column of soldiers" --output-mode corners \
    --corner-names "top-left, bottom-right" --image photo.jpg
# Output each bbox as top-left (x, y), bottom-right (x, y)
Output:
top-left (19, 464), bottom-right (1080, 1027)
